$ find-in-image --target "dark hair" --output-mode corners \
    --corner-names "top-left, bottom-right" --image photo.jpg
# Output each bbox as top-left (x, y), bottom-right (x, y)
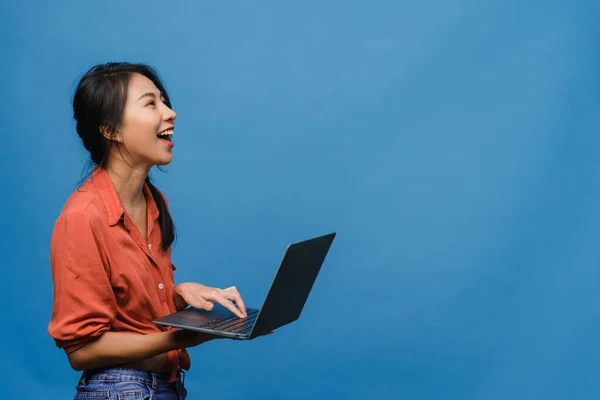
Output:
top-left (73, 62), bottom-right (175, 251)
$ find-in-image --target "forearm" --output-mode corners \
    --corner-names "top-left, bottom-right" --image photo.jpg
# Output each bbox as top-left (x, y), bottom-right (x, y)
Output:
top-left (67, 330), bottom-right (205, 371)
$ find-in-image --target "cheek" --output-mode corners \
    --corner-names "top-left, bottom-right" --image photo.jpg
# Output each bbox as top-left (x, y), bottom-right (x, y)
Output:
top-left (120, 113), bottom-right (160, 145)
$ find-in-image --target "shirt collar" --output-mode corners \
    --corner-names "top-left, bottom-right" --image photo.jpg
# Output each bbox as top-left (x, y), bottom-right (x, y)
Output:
top-left (90, 167), bottom-right (160, 227)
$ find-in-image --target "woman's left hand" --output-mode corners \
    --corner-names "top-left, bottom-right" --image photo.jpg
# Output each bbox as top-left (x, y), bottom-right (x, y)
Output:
top-left (173, 282), bottom-right (247, 318)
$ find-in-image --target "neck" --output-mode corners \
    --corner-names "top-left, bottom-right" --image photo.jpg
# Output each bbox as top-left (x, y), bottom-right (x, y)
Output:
top-left (104, 157), bottom-right (150, 210)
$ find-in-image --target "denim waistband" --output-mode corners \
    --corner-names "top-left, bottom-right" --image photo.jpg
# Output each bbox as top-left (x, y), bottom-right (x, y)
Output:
top-left (79, 367), bottom-right (184, 387)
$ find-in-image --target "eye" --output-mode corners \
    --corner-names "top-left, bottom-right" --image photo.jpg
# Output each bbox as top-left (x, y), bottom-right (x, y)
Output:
top-left (147, 100), bottom-right (156, 107)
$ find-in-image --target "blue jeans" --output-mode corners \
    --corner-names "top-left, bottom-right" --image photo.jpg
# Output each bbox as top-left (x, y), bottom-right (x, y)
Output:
top-left (74, 367), bottom-right (187, 400)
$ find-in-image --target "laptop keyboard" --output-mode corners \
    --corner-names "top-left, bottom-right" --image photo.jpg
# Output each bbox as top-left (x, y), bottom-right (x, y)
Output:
top-left (197, 308), bottom-right (259, 335)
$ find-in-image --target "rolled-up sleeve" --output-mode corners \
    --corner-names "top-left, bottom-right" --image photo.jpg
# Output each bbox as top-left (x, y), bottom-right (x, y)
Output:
top-left (47, 211), bottom-right (117, 354)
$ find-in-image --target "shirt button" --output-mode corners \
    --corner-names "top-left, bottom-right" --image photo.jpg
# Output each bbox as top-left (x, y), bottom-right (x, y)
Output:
top-left (148, 243), bottom-right (152, 250)
top-left (158, 283), bottom-right (164, 290)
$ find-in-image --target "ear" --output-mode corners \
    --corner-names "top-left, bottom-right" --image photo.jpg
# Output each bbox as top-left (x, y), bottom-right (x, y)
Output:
top-left (100, 125), bottom-right (123, 143)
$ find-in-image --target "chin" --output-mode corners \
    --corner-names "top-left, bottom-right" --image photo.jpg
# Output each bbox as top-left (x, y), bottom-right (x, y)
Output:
top-left (154, 156), bottom-right (173, 166)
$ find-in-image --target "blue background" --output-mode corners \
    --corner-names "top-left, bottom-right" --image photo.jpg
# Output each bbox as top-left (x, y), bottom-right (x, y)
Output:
top-left (2, 0), bottom-right (600, 398)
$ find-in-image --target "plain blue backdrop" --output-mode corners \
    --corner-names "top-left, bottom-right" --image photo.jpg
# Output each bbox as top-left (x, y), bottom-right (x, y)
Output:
top-left (2, 0), bottom-right (600, 398)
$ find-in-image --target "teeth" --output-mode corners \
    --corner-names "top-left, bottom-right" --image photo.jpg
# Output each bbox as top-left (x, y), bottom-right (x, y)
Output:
top-left (158, 129), bottom-right (174, 136)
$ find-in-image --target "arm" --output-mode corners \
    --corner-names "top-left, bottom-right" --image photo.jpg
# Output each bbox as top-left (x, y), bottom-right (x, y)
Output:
top-left (67, 330), bottom-right (213, 371)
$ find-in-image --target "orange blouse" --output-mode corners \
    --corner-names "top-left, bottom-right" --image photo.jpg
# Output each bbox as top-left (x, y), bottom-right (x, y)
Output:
top-left (47, 167), bottom-right (190, 382)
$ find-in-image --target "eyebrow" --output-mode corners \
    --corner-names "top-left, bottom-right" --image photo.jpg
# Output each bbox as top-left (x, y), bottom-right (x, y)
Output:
top-left (137, 91), bottom-right (164, 101)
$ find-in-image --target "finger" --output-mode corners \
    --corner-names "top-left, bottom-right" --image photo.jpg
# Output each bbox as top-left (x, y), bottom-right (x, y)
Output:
top-left (223, 292), bottom-right (248, 317)
top-left (185, 294), bottom-right (214, 311)
top-left (206, 290), bottom-right (245, 318)
top-left (223, 287), bottom-right (247, 317)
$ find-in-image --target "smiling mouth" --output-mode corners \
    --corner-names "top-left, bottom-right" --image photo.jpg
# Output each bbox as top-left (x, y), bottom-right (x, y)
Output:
top-left (157, 129), bottom-right (174, 141)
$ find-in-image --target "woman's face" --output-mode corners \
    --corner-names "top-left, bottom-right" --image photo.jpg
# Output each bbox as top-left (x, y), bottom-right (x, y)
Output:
top-left (112, 73), bottom-right (177, 168)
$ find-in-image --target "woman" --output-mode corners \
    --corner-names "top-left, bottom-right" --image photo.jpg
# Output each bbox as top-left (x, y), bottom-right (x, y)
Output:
top-left (48, 62), bottom-right (248, 399)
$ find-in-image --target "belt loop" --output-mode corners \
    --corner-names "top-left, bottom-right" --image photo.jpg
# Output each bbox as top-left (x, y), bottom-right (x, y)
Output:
top-left (179, 367), bottom-right (185, 386)
top-left (152, 370), bottom-right (158, 393)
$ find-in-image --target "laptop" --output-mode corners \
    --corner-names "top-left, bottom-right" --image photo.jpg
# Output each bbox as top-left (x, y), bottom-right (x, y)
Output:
top-left (153, 232), bottom-right (336, 340)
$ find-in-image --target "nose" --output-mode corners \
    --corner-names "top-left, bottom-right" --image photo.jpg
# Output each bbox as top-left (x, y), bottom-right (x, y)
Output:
top-left (162, 104), bottom-right (177, 122)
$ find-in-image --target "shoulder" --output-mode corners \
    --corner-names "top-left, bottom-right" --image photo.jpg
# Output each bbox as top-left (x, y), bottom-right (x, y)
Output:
top-left (53, 184), bottom-right (109, 233)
